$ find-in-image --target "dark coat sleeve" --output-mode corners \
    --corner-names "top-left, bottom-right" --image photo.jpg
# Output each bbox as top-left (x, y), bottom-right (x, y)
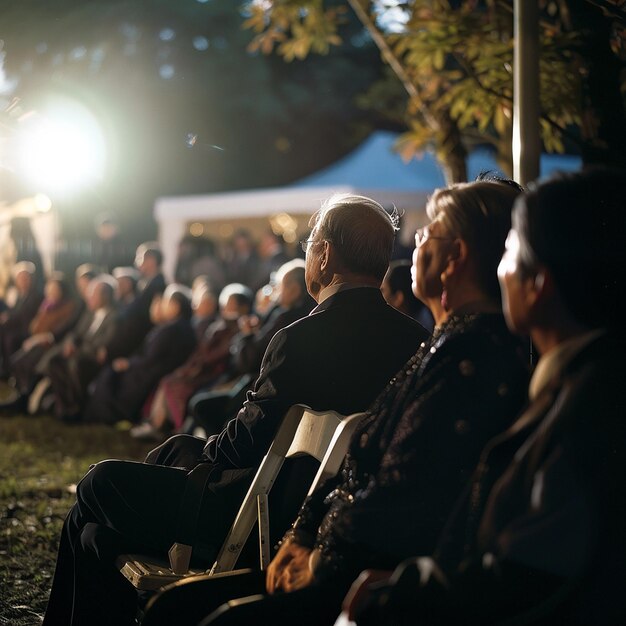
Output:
top-left (202, 328), bottom-right (300, 468)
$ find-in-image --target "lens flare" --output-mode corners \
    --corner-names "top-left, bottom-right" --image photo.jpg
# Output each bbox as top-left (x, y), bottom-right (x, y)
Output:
top-left (17, 99), bottom-right (106, 193)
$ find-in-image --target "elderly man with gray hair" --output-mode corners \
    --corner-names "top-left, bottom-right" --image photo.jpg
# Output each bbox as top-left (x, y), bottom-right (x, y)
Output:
top-left (43, 194), bottom-right (428, 626)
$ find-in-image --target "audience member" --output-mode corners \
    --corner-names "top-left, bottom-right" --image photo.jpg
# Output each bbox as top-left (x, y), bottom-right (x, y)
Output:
top-left (42, 193), bottom-right (428, 626)
top-left (381, 260), bottom-right (434, 331)
top-left (0, 262), bottom-right (43, 378)
top-left (142, 179), bottom-right (529, 626)
top-left (230, 259), bottom-right (314, 377)
top-left (44, 275), bottom-right (119, 422)
top-left (190, 282), bottom-right (219, 341)
top-left (258, 230), bottom-right (290, 280)
top-left (187, 261), bottom-right (315, 439)
top-left (223, 228), bottom-right (265, 290)
top-left (112, 266), bottom-right (140, 313)
top-left (84, 284), bottom-right (196, 425)
top-left (190, 239), bottom-right (226, 294)
top-left (92, 213), bottom-right (132, 272)
top-left (8, 274), bottom-right (79, 402)
top-left (130, 283), bottom-right (253, 440)
top-left (74, 263), bottom-right (98, 301)
top-left (105, 242), bottom-right (166, 359)
top-left (342, 169), bottom-right (626, 626)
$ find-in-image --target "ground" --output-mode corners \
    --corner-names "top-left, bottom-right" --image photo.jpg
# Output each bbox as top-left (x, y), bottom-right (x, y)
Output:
top-left (0, 413), bottom-right (153, 625)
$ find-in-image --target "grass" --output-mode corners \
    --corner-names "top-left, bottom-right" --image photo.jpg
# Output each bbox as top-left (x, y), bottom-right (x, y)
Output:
top-left (0, 413), bottom-right (154, 625)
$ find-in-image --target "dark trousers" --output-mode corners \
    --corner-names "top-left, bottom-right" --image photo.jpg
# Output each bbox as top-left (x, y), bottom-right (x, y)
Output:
top-left (142, 569), bottom-right (347, 626)
top-left (10, 343), bottom-right (47, 394)
top-left (43, 436), bottom-right (251, 626)
top-left (48, 353), bottom-right (101, 417)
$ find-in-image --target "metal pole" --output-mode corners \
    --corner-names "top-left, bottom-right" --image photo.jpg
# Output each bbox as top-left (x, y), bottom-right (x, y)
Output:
top-left (513, 0), bottom-right (541, 186)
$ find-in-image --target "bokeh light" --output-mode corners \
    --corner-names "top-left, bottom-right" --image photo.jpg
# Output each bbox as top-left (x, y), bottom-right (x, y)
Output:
top-left (16, 98), bottom-right (106, 194)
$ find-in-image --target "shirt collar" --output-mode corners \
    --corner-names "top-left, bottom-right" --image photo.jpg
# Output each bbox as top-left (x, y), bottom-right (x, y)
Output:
top-left (315, 283), bottom-right (379, 307)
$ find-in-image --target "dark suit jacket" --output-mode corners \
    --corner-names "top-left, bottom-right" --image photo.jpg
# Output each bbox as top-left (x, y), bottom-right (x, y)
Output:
top-left (2, 287), bottom-right (43, 335)
top-left (106, 272), bottom-right (166, 358)
top-left (87, 315), bottom-right (197, 423)
top-left (202, 287), bottom-right (428, 468)
top-left (230, 298), bottom-right (315, 376)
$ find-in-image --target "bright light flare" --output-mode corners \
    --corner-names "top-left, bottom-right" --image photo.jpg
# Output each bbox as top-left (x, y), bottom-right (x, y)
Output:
top-left (17, 100), bottom-right (106, 193)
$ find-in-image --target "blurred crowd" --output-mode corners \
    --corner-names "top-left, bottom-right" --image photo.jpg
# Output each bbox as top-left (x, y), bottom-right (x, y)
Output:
top-left (0, 225), bottom-right (432, 443)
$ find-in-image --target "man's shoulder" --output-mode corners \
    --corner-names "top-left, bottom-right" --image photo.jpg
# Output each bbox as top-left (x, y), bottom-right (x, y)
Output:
top-left (275, 289), bottom-right (426, 343)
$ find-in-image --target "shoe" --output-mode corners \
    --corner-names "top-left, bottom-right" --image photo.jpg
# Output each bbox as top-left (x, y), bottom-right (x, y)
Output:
top-left (129, 422), bottom-right (165, 442)
top-left (0, 380), bottom-right (21, 407)
top-left (28, 377), bottom-right (52, 415)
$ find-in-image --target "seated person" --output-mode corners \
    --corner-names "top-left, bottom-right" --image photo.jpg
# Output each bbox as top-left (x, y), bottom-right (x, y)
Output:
top-left (190, 281), bottom-right (218, 341)
top-left (140, 179), bottom-right (530, 626)
top-left (342, 168), bottom-right (626, 626)
top-left (381, 259), bottom-right (434, 331)
top-left (42, 193), bottom-right (428, 626)
top-left (0, 261), bottom-right (43, 378)
top-left (130, 283), bottom-right (253, 439)
top-left (230, 259), bottom-right (315, 378)
top-left (84, 284), bottom-right (197, 424)
top-left (105, 242), bottom-right (166, 359)
top-left (43, 275), bottom-right (118, 422)
top-left (7, 274), bottom-right (79, 402)
top-left (186, 261), bottom-right (316, 439)
top-left (112, 266), bottom-right (140, 315)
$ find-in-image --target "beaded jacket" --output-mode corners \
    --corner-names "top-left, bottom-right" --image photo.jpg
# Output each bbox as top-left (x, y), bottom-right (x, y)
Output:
top-left (287, 312), bottom-right (529, 583)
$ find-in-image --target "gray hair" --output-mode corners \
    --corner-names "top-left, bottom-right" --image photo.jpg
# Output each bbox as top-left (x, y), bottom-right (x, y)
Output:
top-left (426, 181), bottom-right (520, 299)
top-left (218, 283), bottom-right (254, 310)
top-left (311, 193), bottom-right (398, 281)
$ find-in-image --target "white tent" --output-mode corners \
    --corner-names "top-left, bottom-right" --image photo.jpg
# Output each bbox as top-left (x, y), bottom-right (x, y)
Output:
top-left (154, 131), bottom-right (581, 280)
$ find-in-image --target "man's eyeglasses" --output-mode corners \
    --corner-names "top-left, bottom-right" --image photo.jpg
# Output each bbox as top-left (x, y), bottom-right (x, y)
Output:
top-left (300, 239), bottom-right (316, 253)
top-left (415, 225), bottom-right (454, 247)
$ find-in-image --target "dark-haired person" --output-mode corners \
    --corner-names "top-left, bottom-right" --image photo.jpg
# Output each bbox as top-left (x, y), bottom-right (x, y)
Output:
top-left (381, 260), bottom-right (434, 331)
top-left (143, 179), bottom-right (529, 626)
top-left (43, 194), bottom-right (428, 626)
top-left (343, 168), bottom-right (626, 626)
top-left (105, 242), bottom-right (166, 359)
top-left (84, 284), bottom-right (197, 425)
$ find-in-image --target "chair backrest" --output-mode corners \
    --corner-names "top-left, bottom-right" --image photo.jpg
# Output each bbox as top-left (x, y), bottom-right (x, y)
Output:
top-left (209, 404), bottom-right (365, 575)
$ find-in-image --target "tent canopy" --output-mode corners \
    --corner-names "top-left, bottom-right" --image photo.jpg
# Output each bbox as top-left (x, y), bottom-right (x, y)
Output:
top-left (155, 131), bottom-right (581, 280)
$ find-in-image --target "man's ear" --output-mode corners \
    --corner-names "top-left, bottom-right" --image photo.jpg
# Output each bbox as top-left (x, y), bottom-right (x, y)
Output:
top-left (319, 240), bottom-right (332, 274)
top-left (528, 268), bottom-right (554, 304)
top-left (521, 268), bottom-right (554, 322)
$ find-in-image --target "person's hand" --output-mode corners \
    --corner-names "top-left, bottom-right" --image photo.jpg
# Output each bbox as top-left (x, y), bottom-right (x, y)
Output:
top-left (279, 549), bottom-right (316, 592)
top-left (342, 569), bottom-right (393, 621)
top-left (265, 538), bottom-right (312, 594)
top-left (112, 357), bottom-right (130, 372)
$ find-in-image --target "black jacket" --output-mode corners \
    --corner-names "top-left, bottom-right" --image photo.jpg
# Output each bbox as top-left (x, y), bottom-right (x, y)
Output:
top-left (202, 287), bottom-right (428, 468)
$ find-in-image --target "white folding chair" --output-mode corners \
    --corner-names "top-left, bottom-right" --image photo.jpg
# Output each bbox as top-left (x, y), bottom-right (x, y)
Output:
top-left (118, 404), bottom-right (365, 590)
